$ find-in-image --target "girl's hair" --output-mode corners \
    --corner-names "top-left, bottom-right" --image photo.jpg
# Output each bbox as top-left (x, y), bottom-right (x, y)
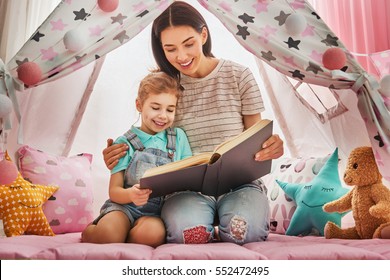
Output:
top-left (137, 70), bottom-right (182, 105)
top-left (151, 1), bottom-right (214, 81)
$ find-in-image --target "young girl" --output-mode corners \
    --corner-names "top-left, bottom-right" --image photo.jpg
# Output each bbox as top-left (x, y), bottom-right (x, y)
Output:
top-left (82, 71), bottom-right (192, 247)
top-left (103, 1), bottom-right (284, 245)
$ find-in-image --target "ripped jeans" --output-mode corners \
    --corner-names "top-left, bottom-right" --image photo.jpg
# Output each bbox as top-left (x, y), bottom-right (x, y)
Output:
top-left (161, 182), bottom-right (270, 245)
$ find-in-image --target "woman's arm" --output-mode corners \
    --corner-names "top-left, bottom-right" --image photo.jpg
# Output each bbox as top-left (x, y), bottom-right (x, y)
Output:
top-left (103, 138), bottom-right (129, 170)
top-left (243, 114), bottom-right (261, 129)
top-left (243, 114), bottom-right (284, 161)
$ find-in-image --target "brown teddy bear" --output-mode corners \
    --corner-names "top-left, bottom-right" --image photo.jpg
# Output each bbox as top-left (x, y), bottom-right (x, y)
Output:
top-left (323, 146), bottom-right (390, 239)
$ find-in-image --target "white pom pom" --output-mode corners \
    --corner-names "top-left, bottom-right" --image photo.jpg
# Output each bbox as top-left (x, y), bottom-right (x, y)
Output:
top-left (285, 13), bottom-right (307, 36)
top-left (379, 75), bottom-right (390, 97)
top-left (63, 29), bottom-right (87, 52)
top-left (0, 94), bottom-right (12, 118)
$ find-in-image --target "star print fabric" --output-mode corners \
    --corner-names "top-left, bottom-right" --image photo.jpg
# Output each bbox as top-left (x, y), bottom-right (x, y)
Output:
top-left (7, 0), bottom-right (173, 86)
top-left (6, 0), bottom-right (360, 89)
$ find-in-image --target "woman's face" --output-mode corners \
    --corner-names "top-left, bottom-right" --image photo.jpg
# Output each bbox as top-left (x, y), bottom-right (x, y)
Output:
top-left (137, 92), bottom-right (177, 135)
top-left (160, 25), bottom-right (208, 78)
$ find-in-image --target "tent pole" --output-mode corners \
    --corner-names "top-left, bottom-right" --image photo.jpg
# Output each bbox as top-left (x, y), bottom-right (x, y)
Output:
top-left (62, 56), bottom-right (106, 157)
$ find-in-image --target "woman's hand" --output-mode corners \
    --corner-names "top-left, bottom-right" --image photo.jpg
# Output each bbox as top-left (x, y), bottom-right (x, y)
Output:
top-left (255, 134), bottom-right (284, 161)
top-left (103, 138), bottom-right (129, 170)
top-left (128, 184), bottom-right (152, 206)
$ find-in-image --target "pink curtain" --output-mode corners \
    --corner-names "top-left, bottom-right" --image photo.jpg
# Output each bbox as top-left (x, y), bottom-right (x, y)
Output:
top-left (309, 0), bottom-right (390, 77)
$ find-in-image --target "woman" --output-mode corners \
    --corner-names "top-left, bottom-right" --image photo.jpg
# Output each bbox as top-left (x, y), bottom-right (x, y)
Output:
top-left (103, 1), bottom-right (284, 244)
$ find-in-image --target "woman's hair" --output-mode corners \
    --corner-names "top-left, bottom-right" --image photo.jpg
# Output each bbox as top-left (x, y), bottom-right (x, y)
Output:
top-left (137, 70), bottom-right (182, 105)
top-left (151, 1), bottom-right (214, 81)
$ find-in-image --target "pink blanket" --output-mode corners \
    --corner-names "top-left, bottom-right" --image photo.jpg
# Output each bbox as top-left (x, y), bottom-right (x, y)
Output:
top-left (1, 233), bottom-right (389, 260)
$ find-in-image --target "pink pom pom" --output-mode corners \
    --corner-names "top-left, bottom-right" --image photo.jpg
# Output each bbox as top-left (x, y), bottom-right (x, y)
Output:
top-left (0, 159), bottom-right (18, 185)
top-left (98, 0), bottom-right (119, 12)
top-left (322, 48), bottom-right (347, 70)
top-left (17, 62), bottom-right (42, 86)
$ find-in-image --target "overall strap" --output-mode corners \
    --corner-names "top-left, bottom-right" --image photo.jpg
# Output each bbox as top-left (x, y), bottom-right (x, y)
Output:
top-left (166, 127), bottom-right (176, 159)
top-left (123, 129), bottom-right (145, 151)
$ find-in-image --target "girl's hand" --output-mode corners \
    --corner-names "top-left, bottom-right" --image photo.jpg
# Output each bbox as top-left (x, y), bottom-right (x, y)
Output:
top-left (255, 134), bottom-right (284, 161)
top-left (129, 184), bottom-right (152, 206)
top-left (103, 138), bottom-right (129, 170)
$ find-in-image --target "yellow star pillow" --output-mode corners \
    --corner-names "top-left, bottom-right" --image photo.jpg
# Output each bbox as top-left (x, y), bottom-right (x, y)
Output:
top-left (0, 152), bottom-right (59, 237)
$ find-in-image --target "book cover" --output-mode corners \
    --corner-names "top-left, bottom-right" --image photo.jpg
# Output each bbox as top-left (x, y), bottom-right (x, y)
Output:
top-left (140, 119), bottom-right (273, 197)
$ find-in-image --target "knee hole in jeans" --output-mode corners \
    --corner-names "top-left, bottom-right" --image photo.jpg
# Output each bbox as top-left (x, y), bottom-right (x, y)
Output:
top-left (229, 215), bottom-right (248, 241)
top-left (182, 225), bottom-right (213, 244)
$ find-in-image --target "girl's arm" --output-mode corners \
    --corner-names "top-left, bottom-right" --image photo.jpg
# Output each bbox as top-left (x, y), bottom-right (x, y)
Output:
top-left (109, 171), bottom-right (152, 206)
top-left (243, 114), bottom-right (284, 161)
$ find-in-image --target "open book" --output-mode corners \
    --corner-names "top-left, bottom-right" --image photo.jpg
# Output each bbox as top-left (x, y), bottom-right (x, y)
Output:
top-left (140, 119), bottom-right (273, 197)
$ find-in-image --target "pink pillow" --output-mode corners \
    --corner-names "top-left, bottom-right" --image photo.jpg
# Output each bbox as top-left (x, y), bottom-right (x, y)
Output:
top-left (17, 145), bottom-right (94, 234)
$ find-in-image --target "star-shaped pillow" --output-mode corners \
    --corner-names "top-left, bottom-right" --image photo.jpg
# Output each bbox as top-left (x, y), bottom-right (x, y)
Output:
top-left (276, 148), bottom-right (349, 236)
top-left (0, 152), bottom-right (59, 237)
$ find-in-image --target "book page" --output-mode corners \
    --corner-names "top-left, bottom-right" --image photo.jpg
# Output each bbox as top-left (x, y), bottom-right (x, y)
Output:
top-left (213, 119), bottom-right (271, 155)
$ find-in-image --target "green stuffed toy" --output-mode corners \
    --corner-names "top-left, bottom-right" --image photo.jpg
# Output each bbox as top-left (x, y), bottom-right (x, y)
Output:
top-left (276, 148), bottom-right (349, 236)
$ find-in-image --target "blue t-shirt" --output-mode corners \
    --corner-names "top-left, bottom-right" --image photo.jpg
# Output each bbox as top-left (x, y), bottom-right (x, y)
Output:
top-left (112, 126), bottom-right (192, 174)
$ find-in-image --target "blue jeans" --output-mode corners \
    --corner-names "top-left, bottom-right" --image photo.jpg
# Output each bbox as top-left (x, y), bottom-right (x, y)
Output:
top-left (161, 182), bottom-right (270, 244)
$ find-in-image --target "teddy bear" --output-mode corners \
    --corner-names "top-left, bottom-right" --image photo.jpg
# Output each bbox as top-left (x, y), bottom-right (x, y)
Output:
top-left (323, 146), bottom-right (390, 239)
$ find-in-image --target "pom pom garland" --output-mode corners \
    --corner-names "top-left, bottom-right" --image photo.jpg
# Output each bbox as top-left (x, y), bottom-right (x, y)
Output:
top-left (98, 0), bottom-right (119, 12)
top-left (379, 75), bottom-right (390, 97)
top-left (16, 62), bottom-right (42, 86)
top-left (0, 94), bottom-right (12, 118)
top-left (63, 29), bottom-right (88, 52)
top-left (322, 47), bottom-right (347, 70)
top-left (285, 13), bottom-right (307, 36)
top-left (0, 159), bottom-right (18, 185)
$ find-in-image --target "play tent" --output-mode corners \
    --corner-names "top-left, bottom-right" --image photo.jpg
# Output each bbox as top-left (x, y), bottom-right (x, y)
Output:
top-left (1, 0), bottom-right (389, 216)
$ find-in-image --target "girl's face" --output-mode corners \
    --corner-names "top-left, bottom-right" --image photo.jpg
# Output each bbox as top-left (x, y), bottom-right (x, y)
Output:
top-left (137, 92), bottom-right (177, 135)
top-left (160, 25), bottom-right (208, 78)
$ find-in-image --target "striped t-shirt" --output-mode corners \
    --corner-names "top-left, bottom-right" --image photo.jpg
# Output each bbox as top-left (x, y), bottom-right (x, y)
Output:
top-left (173, 59), bottom-right (265, 154)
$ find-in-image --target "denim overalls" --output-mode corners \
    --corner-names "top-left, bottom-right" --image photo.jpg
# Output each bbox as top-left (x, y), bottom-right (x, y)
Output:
top-left (93, 128), bottom-right (177, 225)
